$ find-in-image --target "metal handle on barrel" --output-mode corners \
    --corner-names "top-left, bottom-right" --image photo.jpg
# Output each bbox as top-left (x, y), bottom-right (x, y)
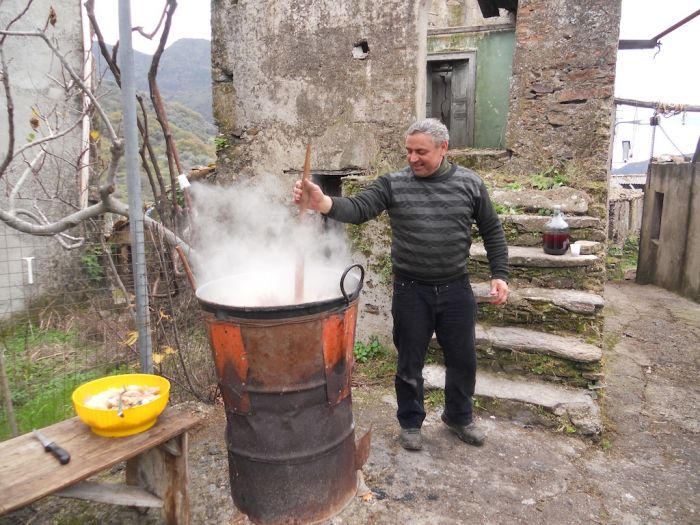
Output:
top-left (340, 264), bottom-right (365, 304)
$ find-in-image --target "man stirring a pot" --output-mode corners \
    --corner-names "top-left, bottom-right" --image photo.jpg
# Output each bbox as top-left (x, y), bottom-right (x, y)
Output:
top-left (293, 118), bottom-right (509, 451)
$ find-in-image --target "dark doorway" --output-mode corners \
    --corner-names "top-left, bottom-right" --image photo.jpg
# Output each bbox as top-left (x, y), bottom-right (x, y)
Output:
top-left (426, 53), bottom-right (476, 148)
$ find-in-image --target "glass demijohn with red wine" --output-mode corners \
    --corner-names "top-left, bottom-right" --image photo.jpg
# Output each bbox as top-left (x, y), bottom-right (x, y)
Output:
top-left (543, 205), bottom-right (570, 255)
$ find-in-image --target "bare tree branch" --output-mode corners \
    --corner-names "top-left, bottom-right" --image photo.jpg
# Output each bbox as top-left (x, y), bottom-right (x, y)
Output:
top-left (147, 0), bottom-right (184, 223)
top-left (9, 150), bottom-right (45, 208)
top-left (0, 3), bottom-right (193, 257)
top-left (137, 94), bottom-right (169, 223)
top-left (11, 111), bottom-right (85, 163)
top-left (0, 47), bottom-right (16, 178)
top-left (0, 29), bottom-right (119, 143)
top-left (0, 0), bottom-right (35, 44)
top-left (133, 2), bottom-right (169, 40)
top-left (84, 0), bottom-right (121, 86)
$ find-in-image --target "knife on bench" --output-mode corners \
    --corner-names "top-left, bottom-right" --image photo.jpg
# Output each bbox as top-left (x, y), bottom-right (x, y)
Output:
top-left (32, 429), bottom-right (71, 465)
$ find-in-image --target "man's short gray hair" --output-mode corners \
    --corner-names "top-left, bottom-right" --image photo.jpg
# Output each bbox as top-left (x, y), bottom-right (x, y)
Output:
top-left (405, 118), bottom-right (450, 146)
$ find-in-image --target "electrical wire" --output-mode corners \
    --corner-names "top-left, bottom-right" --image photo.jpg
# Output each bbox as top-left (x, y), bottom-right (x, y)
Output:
top-left (657, 124), bottom-right (688, 157)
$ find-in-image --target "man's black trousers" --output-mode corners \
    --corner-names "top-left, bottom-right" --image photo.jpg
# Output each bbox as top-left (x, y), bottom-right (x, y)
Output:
top-left (392, 274), bottom-right (478, 429)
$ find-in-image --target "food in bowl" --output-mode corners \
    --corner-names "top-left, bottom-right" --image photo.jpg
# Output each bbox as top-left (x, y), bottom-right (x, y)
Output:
top-left (73, 374), bottom-right (170, 437)
top-left (84, 385), bottom-right (162, 410)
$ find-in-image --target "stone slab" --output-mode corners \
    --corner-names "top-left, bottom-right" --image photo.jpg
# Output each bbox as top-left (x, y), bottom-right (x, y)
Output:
top-left (471, 243), bottom-right (598, 267)
top-left (492, 187), bottom-right (591, 214)
top-left (423, 365), bottom-right (601, 435)
top-left (573, 240), bottom-right (603, 254)
top-left (483, 325), bottom-right (602, 363)
top-left (502, 214), bottom-right (602, 232)
top-left (471, 282), bottom-right (605, 314)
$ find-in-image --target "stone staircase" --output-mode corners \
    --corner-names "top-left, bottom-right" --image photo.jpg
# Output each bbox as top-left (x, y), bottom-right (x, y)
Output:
top-left (424, 185), bottom-right (607, 437)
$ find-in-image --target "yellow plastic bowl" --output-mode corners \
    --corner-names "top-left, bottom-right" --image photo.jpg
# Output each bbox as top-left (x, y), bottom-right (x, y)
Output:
top-left (72, 374), bottom-right (170, 437)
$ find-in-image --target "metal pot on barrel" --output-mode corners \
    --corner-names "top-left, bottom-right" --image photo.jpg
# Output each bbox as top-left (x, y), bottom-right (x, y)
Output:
top-left (196, 264), bottom-right (370, 525)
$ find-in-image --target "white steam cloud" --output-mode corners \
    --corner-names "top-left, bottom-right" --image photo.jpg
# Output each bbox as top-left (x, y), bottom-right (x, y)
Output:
top-left (189, 179), bottom-right (354, 307)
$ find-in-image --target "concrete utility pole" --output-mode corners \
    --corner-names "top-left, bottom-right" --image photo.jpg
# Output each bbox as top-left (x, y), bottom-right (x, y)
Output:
top-left (118, 0), bottom-right (153, 373)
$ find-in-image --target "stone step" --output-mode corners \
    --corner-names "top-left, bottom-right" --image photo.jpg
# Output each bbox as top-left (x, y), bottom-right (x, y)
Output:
top-left (430, 323), bottom-right (602, 388)
top-left (493, 214), bottom-right (606, 247)
top-left (423, 365), bottom-right (602, 435)
top-left (446, 148), bottom-right (509, 172)
top-left (471, 282), bottom-right (604, 314)
top-left (469, 243), bottom-right (605, 292)
top-left (475, 324), bottom-right (602, 363)
top-left (471, 282), bottom-right (604, 339)
top-left (474, 323), bottom-right (602, 388)
top-left (471, 243), bottom-right (598, 267)
top-left (491, 187), bottom-right (591, 215)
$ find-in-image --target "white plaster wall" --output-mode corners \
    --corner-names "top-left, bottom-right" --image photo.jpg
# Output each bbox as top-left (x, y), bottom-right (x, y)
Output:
top-left (0, 0), bottom-right (86, 318)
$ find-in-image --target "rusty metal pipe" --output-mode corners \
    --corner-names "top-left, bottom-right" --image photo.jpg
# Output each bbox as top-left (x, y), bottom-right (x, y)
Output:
top-left (174, 244), bottom-right (197, 291)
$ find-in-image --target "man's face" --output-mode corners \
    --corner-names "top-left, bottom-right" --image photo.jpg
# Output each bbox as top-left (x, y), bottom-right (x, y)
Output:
top-left (405, 133), bottom-right (448, 177)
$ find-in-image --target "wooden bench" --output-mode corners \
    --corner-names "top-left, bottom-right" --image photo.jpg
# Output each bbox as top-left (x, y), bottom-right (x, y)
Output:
top-left (0, 407), bottom-right (200, 524)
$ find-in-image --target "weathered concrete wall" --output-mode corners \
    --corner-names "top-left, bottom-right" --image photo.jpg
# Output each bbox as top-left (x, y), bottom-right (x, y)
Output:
top-left (637, 162), bottom-right (700, 302)
top-left (211, 0), bottom-right (428, 192)
top-left (428, 0), bottom-right (515, 29)
top-left (505, 0), bottom-right (621, 176)
top-left (0, 0), bottom-right (86, 318)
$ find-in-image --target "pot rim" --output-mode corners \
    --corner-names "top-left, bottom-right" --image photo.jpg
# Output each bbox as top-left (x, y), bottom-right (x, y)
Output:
top-left (196, 264), bottom-right (365, 320)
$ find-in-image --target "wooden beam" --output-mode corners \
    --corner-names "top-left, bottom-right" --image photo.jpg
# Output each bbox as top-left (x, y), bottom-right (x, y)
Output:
top-left (614, 97), bottom-right (700, 113)
top-left (618, 39), bottom-right (657, 50)
top-left (428, 23), bottom-right (515, 36)
top-left (56, 481), bottom-right (163, 507)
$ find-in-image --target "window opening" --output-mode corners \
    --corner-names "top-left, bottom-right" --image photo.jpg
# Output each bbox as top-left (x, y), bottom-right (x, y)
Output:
top-left (352, 40), bottom-right (370, 59)
top-left (651, 191), bottom-right (664, 240)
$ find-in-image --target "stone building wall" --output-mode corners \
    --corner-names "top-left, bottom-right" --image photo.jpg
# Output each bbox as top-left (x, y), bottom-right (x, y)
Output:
top-left (506, 0), bottom-right (621, 178)
top-left (210, 0), bottom-right (623, 338)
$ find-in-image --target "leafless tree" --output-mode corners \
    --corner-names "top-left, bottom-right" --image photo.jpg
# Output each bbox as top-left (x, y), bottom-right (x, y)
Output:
top-left (0, 0), bottom-right (189, 251)
top-left (0, 1), bottom-right (214, 402)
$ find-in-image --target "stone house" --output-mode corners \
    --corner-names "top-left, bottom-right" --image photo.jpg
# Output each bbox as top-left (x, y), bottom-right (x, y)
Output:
top-left (212, 0), bottom-right (622, 434)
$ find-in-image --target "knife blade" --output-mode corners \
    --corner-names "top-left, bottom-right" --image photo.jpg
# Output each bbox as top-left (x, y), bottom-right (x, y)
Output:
top-left (32, 429), bottom-right (71, 465)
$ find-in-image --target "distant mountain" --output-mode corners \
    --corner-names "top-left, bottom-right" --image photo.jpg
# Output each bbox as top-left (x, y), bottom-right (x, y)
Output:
top-left (93, 38), bottom-right (213, 124)
top-left (612, 159), bottom-right (648, 175)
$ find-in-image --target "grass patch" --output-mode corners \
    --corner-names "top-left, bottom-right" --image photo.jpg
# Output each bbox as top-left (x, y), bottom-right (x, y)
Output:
top-left (425, 388), bottom-right (445, 409)
top-left (354, 336), bottom-right (383, 364)
top-left (530, 167), bottom-right (569, 190)
top-left (606, 235), bottom-right (639, 281)
top-left (493, 203), bottom-right (524, 215)
top-left (0, 322), bottom-right (135, 440)
top-left (353, 337), bottom-right (395, 387)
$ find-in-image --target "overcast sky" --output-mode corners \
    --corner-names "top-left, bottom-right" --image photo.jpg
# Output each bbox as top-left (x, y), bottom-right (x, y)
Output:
top-left (93, 0), bottom-right (700, 161)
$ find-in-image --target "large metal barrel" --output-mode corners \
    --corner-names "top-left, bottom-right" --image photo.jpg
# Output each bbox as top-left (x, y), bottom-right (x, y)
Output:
top-left (197, 265), bottom-right (370, 525)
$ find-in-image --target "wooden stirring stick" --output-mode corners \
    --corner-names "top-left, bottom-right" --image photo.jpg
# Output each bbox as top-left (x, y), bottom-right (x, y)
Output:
top-left (294, 143), bottom-right (312, 303)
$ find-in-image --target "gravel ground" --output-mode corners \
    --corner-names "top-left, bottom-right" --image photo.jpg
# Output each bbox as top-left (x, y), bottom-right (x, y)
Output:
top-left (1, 281), bottom-right (698, 524)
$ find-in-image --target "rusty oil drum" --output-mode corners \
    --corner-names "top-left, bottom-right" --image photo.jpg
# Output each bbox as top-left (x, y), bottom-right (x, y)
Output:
top-left (197, 265), bottom-right (370, 525)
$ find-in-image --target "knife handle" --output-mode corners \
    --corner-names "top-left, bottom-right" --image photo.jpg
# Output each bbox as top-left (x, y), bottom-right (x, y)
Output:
top-left (45, 442), bottom-right (71, 464)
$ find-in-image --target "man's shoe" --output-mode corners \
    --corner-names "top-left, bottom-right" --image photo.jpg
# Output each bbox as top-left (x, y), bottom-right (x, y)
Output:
top-left (441, 413), bottom-right (485, 446)
top-left (399, 428), bottom-right (422, 451)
